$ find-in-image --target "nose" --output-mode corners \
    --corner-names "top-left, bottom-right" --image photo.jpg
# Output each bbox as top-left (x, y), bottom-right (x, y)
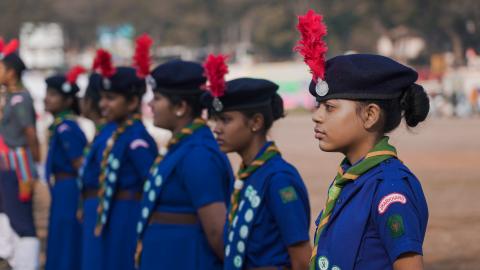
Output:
top-left (312, 106), bottom-right (324, 124)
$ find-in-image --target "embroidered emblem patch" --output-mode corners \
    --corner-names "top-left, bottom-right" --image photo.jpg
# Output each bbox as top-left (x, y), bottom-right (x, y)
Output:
top-left (279, 186), bottom-right (298, 204)
top-left (10, 95), bottom-right (23, 106)
top-left (57, 123), bottom-right (69, 133)
top-left (130, 139), bottom-right (149, 150)
top-left (387, 214), bottom-right (405, 238)
top-left (378, 193), bottom-right (407, 214)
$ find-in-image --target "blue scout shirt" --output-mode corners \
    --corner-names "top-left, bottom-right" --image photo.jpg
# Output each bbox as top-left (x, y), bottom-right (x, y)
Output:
top-left (313, 158), bottom-right (428, 270)
top-left (80, 122), bottom-right (117, 189)
top-left (153, 126), bottom-right (233, 213)
top-left (46, 119), bottom-right (87, 178)
top-left (224, 142), bottom-right (310, 269)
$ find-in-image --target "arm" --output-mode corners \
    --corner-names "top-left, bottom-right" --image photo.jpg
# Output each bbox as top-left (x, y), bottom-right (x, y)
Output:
top-left (287, 240), bottom-right (311, 270)
top-left (394, 253), bottom-right (423, 270)
top-left (197, 202), bottom-right (227, 260)
top-left (24, 126), bottom-right (40, 162)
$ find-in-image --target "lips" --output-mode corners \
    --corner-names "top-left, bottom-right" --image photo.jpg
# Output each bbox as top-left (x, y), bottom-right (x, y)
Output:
top-left (314, 127), bottom-right (327, 140)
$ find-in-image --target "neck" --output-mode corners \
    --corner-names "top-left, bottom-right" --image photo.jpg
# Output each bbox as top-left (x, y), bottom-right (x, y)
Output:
top-left (238, 135), bottom-right (267, 166)
top-left (344, 135), bottom-right (381, 164)
top-left (172, 116), bottom-right (194, 135)
top-left (6, 81), bottom-right (21, 93)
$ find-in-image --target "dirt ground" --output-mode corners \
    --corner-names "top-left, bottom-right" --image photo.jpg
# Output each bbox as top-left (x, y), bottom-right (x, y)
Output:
top-left (32, 114), bottom-right (480, 269)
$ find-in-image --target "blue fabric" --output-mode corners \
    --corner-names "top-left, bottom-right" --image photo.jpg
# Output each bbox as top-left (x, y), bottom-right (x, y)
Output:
top-left (81, 198), bottom-right (102, 270)
top-left (45, 178), bottom-right (82, 270)
top-left (100, 120), bottom-right (157, 270)
top-left (46, 119), bottom-right (87, 181)
top-left (0, 170), bottom-right (36, 236)
top-left (309, 54), bottom-right (418, 101)
top-left (139, 126), bottom-right (233, 270)
top-left (224, 142), bottom-right (310, 269)
top-left (45, 119), bottom-right (86, 270)
top-left (78, 123), bottom-right (116, 270)
top-left (313, 158), bottom-right (428, 270)
top-left (80, 122), bottom-right (117, 189)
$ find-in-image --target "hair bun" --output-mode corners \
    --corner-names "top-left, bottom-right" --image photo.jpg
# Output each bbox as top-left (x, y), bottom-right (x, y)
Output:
top-left (271, 93), bottom-right (285, 121)
top-left (401, 84), bottom-right (429, 127)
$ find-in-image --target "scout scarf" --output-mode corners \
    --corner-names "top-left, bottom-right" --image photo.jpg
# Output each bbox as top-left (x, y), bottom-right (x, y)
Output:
top-left (94, 113), bottom-right (142, 236)
top-left (310, 136), bottom-right (397, 270)
top-left (134, 118), bottom-right (207, 266)
top-left (228, 142), bottom-right (280, 227)
top-left (224, 142), bottom-right (282, 270)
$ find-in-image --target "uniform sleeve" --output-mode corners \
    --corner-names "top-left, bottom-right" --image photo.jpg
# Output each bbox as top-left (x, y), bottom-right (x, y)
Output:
top-left (266, 172), bottom-right (310, 246)
top-left (182, 147), bottom-right (227, 209)
top-left (373, 178), bottom-right (426, 262)
top-left (12, 95), bottom-right (35, 129)
top-left (127, 135), bottom-right (158, 180)
top-left (57, 123), bottom-right (87, 161)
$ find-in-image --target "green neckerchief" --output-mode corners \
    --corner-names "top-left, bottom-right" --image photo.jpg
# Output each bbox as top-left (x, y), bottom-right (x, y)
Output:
top-left (310, 136), bottom-right (398, 270)
top-left (48, 110), bottom-right (76, 140)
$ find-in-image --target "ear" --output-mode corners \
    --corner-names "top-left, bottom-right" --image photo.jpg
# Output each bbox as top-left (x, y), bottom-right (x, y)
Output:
top-left (172, 100), bottom-right (189, 117)
top-left (361, 103), bottom-right (382, 130)
top-left (127, 95), bottom-right (140, 113)
top-left (248, 113), bottom-right (264, 133)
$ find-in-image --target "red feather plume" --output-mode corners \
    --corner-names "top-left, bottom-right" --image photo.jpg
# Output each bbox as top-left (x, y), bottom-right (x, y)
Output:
top-left (92, 49), bottom-right (116, 78)
top-left (294, 10), bottom-right (328, 82)
top-left (2, 39), bottom-right (19, 57)
top-left (66, 65), bottom-right (86, 84)
top-left (0, 38), bottom-right (4, 52)
top-left (133, 34), bottom-right (153, 78)
top-left (203, 54), bottom-right (229, 98)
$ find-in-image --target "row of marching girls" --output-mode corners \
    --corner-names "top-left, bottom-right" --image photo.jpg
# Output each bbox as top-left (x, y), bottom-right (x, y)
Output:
top-left (42, 34), bottom-right (313, 270)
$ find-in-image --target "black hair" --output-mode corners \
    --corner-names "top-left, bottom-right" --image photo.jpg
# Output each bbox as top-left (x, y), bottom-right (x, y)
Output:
top-left (161, 92), bottom-right (203, 118)
top-left (2, 54), bottom-right (26, 80)
top-left (239, 93), bottom-right (285, 134)
top-left (84, 85), bottom-right (102, 116)
top-left (357, 84), bottom-right (429, 133)
top-left (56, 90), bottom-right (81, 116)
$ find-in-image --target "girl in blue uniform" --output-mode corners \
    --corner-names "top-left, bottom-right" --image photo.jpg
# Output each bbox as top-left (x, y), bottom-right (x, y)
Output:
top-left (135, 58), bottom-right (234, 270)
top-left (78, 72), bottom-right (115, 270)
top-left (202, 55), bottom-right (311, 270)
top-left (93, 38), bottom-right (158, 270)
top-left (44, 66), bottom-right (88, 270)
top-left (295, 10), bottom-right (429, 270)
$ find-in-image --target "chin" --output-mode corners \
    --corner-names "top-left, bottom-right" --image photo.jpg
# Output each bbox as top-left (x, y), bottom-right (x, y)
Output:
top-left (318, 141), bottom-right (338, 152)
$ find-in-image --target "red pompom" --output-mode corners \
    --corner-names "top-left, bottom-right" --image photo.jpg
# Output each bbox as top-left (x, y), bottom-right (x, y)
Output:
top-left (2, 39), bottom-right (19, 57)
top-left (92, 49), bottom-right (116, 78)
top-left (294, 9), bottom-right (328, 82)
top-left (203, 54), bottom-right (229, 98)
top-left (133, 34), bottom-right (153, 78)
top-left (66, 65), bottom-right (86, 84)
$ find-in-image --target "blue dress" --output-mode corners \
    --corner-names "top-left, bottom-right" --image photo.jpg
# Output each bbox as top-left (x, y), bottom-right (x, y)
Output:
top-left (224, 142), bottom-right (310, 270)
top-left (100, 120), bottom-right (157, 270)
top-left (312, 158), bottom-right (428, 270)
top-left (79, 122), bottom-right (117, 270)
top-left (45, 119), bottom-right (87, 270)
top-left (138, 126), bottom-right (234, 270)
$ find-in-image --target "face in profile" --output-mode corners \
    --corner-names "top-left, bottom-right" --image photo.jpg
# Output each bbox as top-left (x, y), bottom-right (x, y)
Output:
top-left (212, 111), bottom-right (255, 154)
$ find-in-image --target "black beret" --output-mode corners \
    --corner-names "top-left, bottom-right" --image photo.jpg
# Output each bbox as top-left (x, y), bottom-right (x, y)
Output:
top-left (309, 54), bottom-right (418, 101)
top-left (85, 73), bottom-right (102, 99)
top-left (45, 75), bottom-right (80, 96)
top-left (202, 77), bottom-right (278, 112)
top-left (100, 67), bottom-right (146, 96)
top-left (150, 60), bottom-right (206, 95)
